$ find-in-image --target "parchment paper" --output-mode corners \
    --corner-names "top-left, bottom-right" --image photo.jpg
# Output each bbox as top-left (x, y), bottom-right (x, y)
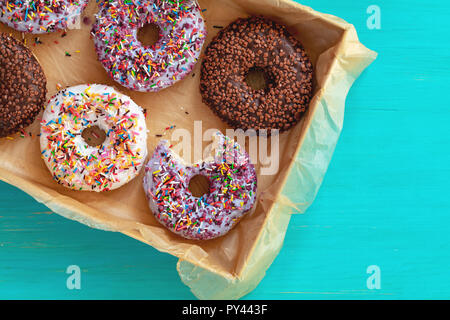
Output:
top-left (0, 0), bottom-right (376, 299)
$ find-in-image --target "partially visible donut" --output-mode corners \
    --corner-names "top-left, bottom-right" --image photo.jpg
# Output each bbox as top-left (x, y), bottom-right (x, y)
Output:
top-left (40, 84), bottom-right (148, 192)
top-left (0, 32), bottom-right (47, 138)
top-left (92, 0), bottom-right (207, 92)
top-left (200, 16), bottom-right (314, 133)
top-left (143, 131), bottom-right (257, 240)
top-left (0, 0), bottom-right (89, 34)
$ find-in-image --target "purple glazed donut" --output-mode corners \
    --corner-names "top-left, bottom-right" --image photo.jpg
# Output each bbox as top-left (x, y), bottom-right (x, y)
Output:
top-left (91, 0), bottom-right (207, 92)
top-left (0, 0), bottom-right (89, 34)
top-left (143, 131), bottom-right (257, 240)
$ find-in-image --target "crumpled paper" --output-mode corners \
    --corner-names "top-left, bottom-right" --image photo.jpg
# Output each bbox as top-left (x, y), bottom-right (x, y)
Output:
top-left (0, 0), bottom-right (376, 299)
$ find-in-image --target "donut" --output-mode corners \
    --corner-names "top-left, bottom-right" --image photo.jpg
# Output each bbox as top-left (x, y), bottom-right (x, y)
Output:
top-left (0, 0), bottom-right (89, 34)
top-left (0, 33), bottom-right (47, 138)
top-left (40, 84), bottom-right (148, 192)
top-left (143, 131), bottom-right (257, 240)
top-left (91, 0), bottom-right (207, 92)
top-left (200, 16), bottom-right (314, 134)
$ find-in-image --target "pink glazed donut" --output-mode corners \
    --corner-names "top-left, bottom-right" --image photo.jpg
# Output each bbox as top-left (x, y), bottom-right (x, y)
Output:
top-left (0, 0), bottom-right (89, 34)
top-left (91, 0), bottom-right (207, 92)
top-left (143, 132), bottom-right (258, 240)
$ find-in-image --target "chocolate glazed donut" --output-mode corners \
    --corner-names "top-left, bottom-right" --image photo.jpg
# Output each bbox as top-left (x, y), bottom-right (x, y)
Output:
top-left (0, 33), bottom-right (47, 138)
top-left (200, 16), bottom-right (314, 134)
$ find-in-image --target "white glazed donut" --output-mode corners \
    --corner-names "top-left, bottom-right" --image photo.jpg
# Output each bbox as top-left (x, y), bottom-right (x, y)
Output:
top-left (0, 0), bottom-right (89, 34)
top-left (40, 84), bottom-right (148, 192)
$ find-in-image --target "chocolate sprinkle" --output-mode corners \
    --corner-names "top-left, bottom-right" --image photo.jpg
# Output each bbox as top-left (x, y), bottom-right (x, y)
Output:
top-left (0, 33), bottom-right (47, 138)
top-left (200, 16), bottom-right (314, 134)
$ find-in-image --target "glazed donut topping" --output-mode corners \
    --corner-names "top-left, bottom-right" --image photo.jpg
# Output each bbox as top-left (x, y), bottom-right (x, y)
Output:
top-left (200, 16), bottom-right (314, 133)
top-left (0, 0), bottom-right (89, 33)
top-left (143, 132), bottom-right (257, 240)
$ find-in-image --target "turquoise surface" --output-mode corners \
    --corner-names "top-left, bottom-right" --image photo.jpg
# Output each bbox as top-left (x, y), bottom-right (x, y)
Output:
top-left (1, 0), bottom-right (449, 299)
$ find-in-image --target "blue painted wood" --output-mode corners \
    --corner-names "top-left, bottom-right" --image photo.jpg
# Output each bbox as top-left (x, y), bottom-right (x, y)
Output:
top-left (1, 0), bottom-right (449, 299)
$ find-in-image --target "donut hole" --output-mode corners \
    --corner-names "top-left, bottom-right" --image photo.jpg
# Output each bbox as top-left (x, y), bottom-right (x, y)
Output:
top-left (137, 23), bottom-right (161, 48)
top-left (245, 66), bottom-right (271, 91)
top-left (82, 125), bottom-right (106, 147)
top-left (188, 175), bottom-right (211, 198)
